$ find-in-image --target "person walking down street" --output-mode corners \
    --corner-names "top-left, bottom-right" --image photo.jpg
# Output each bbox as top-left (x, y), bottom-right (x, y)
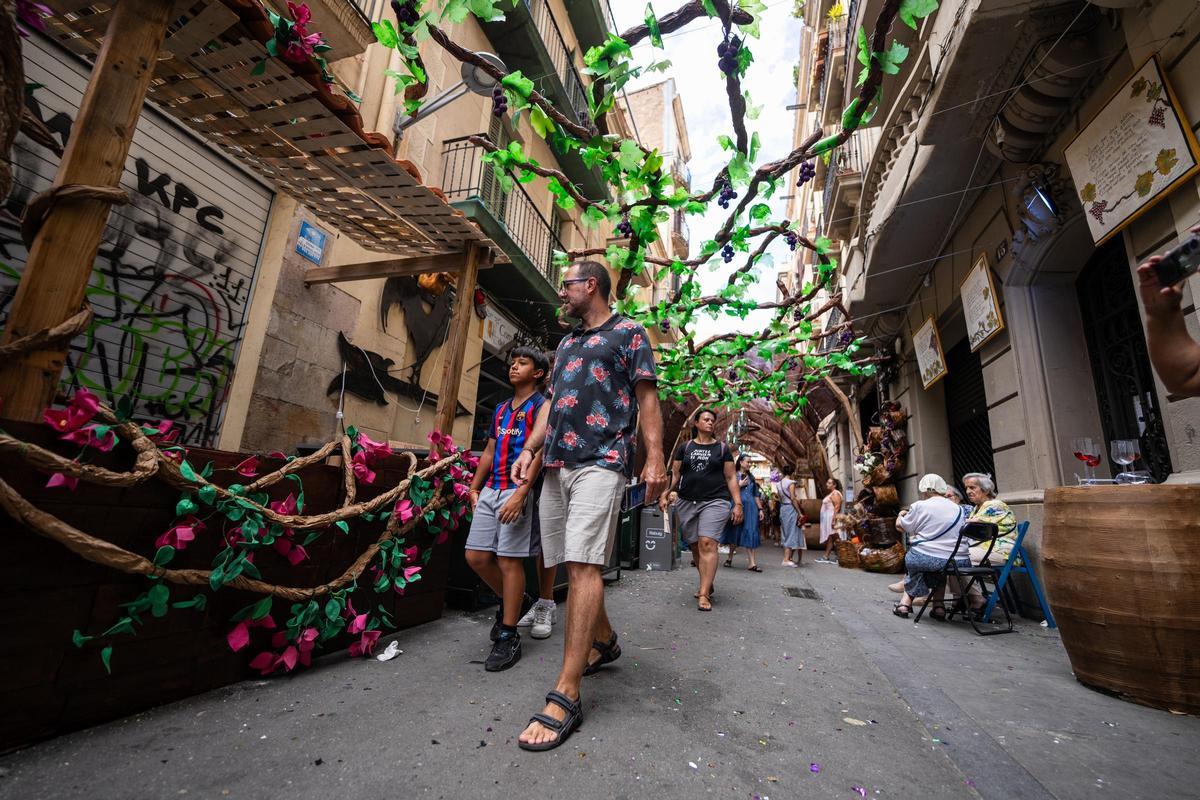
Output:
top-left (815, 477), bottom-right (844, 564)
top-left (778, 467), bottom-right (806, 566)
top-left (666, 409), bottom-right (744, 610)
top-left (465, 347), bottom-right (548, 671)
top-left (510, 260), bottom-right (667, 752)
top-left (727, 456), bottom-right (762, 571)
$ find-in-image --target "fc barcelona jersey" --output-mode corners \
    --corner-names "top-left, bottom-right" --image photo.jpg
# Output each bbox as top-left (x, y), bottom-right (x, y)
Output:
top-left (488, 393), bottom-right (546, 490)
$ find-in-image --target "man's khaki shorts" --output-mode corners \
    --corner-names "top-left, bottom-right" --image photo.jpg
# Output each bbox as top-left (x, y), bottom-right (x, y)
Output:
top-left (538, 465), bottom-right (626, 567)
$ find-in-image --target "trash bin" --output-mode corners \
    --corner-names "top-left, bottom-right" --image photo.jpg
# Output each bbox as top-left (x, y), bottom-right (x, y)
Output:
top-left (617, 481), bottom-right (646, 570)
top-left (639, 506), bottom-right (678, 571)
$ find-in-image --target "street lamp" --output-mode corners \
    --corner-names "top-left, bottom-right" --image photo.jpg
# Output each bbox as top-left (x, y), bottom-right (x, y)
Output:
top-left (394, 52), bottom-right (506, 137)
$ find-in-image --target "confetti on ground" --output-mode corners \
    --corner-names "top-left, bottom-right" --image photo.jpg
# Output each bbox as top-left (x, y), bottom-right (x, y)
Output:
top-left (688, 761), bottom-right (698, 770)
top-left (810, 763), bottom-right (821, 774)
top-left (851, 786), bottom-right (867, 797)
top-left (843, 717), bottom-right (867, 726)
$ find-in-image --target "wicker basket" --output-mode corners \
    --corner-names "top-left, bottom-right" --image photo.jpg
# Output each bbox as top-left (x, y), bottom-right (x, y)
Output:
top-left (836, 539), bottom-right (862, 568)
top-left (860, 541), bottom-right (905, 573)
top-left (869, 485), bottom-right (900, 509)
top-left (864, 516), bottom-right (900, 546)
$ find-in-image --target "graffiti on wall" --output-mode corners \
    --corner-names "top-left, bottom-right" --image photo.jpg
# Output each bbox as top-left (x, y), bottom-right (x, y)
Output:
top-left (0, 49), bottom-right (270, 446)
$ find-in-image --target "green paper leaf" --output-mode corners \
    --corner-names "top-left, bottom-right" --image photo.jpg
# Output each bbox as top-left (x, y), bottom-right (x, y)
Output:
top-left (251, 59), bottom-right (268, 77)
top-left (500, 71), bottom-right (534, 99)
top-left (72, 629), bottom-right (92, 648)
top-left (176, 496), bottom-right (198, 517)
top-left (100, 646), bottom-right (113, 674)
top-left (198, 484), bottom-right (217, 506)
top-left (645, 3), bottom-right (664, 48)
top-left (899, 0), bottom-right (939, 30)
top-left (153, 546), bottom-right (176, 567)
top-left (529, 104), bottom-right (555, 139)
top-left (372, 20), bottom-right (399, 48)
top-left (148, 584), bottom-right (170, 618)
top-left (335, 520), bottom-right (350, 535)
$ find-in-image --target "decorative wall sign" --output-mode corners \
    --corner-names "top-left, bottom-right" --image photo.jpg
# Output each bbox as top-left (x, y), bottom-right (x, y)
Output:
top-left (913, 315), bottom-right (947, 390)
top-left (296, 221), bottom-right (328, 265)
top-left (1065, 56), bottom-right (1200, 245)
top-left (961, 253), bottom-right (1005, 352)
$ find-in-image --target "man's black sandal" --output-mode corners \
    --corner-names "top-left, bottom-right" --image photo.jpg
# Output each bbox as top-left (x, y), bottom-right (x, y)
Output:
top-left (517, 690), bottom-right (582, 752)
top-left (582, 632), bottom-right (620, 676)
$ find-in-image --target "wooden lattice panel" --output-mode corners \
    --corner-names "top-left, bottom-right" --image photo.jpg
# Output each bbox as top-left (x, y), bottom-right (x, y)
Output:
top-left (40, 0), bottom-right (496, 258)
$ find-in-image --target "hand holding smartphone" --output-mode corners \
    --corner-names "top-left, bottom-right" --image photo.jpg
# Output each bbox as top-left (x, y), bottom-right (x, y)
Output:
top-left (1151, 234), bottom-right (1200, 287)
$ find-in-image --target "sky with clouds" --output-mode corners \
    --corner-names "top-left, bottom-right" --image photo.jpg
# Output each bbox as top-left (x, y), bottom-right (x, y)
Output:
top-left (611, 0), bottom-right (805, 338)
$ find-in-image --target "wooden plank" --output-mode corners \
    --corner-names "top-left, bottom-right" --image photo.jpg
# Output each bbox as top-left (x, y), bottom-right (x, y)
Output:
top-left (0, 0), bottom-right (178, 421)
top-left (436, 243), bottom-right (484, 437)
top-left (303, 250), bottom-right (494, 286)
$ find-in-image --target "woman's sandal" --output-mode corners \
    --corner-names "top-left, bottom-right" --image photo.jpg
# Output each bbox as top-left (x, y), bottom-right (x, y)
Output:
top-left (747, 565), bottom-right (762, 572)
top-left (582, 632), bottom-right (621, 676)
top-left (892, 603), bottom-right (912, 618)
top-left (517, 690), bottom-right (582, 752)
top-left (930, 605), bottom-right (948, 622)
top-left (723, 558), bottom-right (733, 568)
top-left (693, 586), bottom-right (715, 599)
top-left (697, 594), bottom-right (713, 612)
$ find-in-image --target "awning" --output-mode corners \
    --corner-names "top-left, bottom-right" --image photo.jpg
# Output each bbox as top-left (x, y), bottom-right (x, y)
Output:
top-left (41, 0), bottom-right (501, 261)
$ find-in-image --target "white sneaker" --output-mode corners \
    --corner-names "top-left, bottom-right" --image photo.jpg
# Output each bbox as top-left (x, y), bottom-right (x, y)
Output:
top-left (815, 557), bottom-right (833, 564)
top-left (530, 603), bottom-right (554, 639)
top-left (516, 603), bottom-right (540, 627)
top-left (781, 560), bottom-right (796, 567)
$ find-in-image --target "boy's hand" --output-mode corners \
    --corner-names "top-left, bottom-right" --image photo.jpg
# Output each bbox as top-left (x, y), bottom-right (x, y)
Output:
top-left (498, 490), bottom-right (527, 524)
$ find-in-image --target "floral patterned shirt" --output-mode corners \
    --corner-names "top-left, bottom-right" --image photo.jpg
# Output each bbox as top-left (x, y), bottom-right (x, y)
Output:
top-left (544, 314), bottom-right (657, 477)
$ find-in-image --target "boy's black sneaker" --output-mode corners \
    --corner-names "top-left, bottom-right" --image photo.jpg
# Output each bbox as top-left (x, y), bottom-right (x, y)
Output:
top-left (484, 630), bottom-right (522, 672)
top-left (490, 593), bottom-right (535, 642)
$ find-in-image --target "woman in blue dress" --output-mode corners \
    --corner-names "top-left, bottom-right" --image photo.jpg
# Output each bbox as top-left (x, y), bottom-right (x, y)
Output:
top-left (722, 456), bottom-right (762, 571)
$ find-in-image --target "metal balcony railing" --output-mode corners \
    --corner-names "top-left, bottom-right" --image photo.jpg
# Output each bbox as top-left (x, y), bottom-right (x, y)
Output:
top-left (666, 152), bottom-right (691, 187)
top-left (350, 0), bottom-right (385, 22)
top-left (441, 135), bottom-right (564, 286)
top-left (672, 211), bottom-right (690, 244)
top-left (524, 0), bottom-right (591, 128)
top-left (821, 129), bottom-right (867, 226)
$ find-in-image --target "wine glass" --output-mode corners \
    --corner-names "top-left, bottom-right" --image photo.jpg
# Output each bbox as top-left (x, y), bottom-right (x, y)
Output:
top-left (1070, 437), bottom-right (1101, 482)
top-left (1111, 439), bottom-right (1137, 469)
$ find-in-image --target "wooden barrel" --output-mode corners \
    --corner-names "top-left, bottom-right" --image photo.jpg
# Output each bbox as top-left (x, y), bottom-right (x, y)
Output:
top-left (1043, 485), bottom-right (1200, 714)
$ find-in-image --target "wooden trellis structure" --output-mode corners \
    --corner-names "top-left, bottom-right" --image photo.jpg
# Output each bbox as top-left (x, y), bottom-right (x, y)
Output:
top-left (0, 0), bottom-right (499, 433)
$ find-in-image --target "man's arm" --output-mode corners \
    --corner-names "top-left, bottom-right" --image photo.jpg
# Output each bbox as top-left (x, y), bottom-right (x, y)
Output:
top-left (634, 380), bottom-right (667, 502)
top-left (723, 460), bottom-right (744, 525)
top-left (1138, 225), bottom-right (1200, 397)
top-left (511, 401), bottom-right (550, 485)
top-left (661, 458), bottom-right (683, 510)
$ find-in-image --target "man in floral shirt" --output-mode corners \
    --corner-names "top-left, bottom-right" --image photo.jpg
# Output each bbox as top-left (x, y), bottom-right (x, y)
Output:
top-left (509, 260), bottom-right (666, 752)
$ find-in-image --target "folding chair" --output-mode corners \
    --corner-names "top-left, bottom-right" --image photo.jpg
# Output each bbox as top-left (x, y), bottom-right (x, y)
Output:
top-left (913, 521), bottom-right (1015, 635)
top-left (979, 521), bottom-right (1057, 629)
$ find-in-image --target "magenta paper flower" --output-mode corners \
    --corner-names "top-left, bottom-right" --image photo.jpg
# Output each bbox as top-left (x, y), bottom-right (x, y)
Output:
top-left (43, 388), bottom-right (100, 434)
top-left (286, 1), bottom-right (311, 26)
top-left (404, 545), bottom-right (418, 563)
top-left (269, 493), bottom-right (297, 516)
top-left (16, 0), bottom-right (53, 37)
top-left (155, 516), bottom-right (205, 550)
top-left (403, 566), bottom-right (421, 581)
top-left (356, 431), bottom-right (393, 462)
top-left (267, 451), bottom-right (287, 459)
top-left (45, 472), bottom-right (79, 491)
top-left (227, 615), bottom-right (276, 652)
top-left (272, 537), bottom-right (308, 565)
top-left (351, 450), bottom-right (376, 484)
top-left (61, 423), bottom-right (117, 452)
top-left (349, 629), bottom-right (381, 657)
top-left (235, 455), bottom-right (259, 478)
top-left (347, 613), bottom-right (368, 634)
top-left (395, 498), bottom-right (417, 524)
top-left (453, 482), bottom-right (471, 499)
top-left (283, 31), bottom-right (324, 63)
top-left (145, 420), bottom-right (179, 444)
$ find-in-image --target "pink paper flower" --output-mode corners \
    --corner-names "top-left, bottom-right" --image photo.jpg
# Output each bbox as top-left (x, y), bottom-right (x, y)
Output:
top-left (351, 450), bottom-right (376, 485)
top-left (356, 431), bottom-right (393, 462)
top-left (404, 545), bottom-right (418, 563)
top-left (348, 628), bottom-right (381, 657)
top-left (347, 613), bottom-right (368, 634)
top-left (42, 388), bottom-right (101, 434)
top-left (269, 493), bottom-right (297, 516)
top-left (227, 615), bottom-right (277, 652)
top-left (61, 423), bottom-right (117, 452)
top-left (235, 455), bottom-right (260, 478)
top-left (286, 1), bottom-right (311, 26)
top-left (155, 516), bottom-right (205, 550)
top-left (403, 566), bottom-right (422, 581)
top-left (395, 499), bottom-right (417, 524)
top-left (45, 472), bottom-right (79, 491)
top-left (272, 537), bottom-right (308, 565)
top-left (267, 451), bottom-right (287, 459)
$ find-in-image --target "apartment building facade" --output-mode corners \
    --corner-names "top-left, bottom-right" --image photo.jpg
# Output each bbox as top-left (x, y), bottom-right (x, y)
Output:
top-left (796, 0), bottom-right (1200, 556)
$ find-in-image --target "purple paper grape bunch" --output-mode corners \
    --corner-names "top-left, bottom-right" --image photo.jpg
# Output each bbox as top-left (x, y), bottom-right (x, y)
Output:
top-left (615, 217), bottom-right (633, 237)
top-left (721, 243), bottom-right (735, 263)
top-left (717, 35), bottom-right (742, 77)
top-left (796, 160), bottom-right (816, 186)
top-left (391, 0), bottom-right (419, 26)
top-left (717, 179), bottom-right (738, 209)
top-left (783, 231), bottom-right (798, 251)
top-left (491, 85), bottom-right (508, 117)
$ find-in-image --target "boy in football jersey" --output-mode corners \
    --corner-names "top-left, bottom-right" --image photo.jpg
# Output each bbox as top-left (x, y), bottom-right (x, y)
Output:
top-left (465, 346), bottom-right (550, 671)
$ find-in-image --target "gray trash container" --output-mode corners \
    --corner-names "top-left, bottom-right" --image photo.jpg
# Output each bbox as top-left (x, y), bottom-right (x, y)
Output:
top-left (639, 507), bottom-right (677, 571)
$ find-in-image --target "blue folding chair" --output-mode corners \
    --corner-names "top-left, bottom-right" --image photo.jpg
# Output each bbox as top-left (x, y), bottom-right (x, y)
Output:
top-left (980, 521), bottom-right (1056, 628)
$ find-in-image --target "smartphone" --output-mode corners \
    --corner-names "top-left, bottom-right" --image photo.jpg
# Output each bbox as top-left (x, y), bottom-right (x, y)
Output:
top-left (1152, 235), bottom-right (1200, 286)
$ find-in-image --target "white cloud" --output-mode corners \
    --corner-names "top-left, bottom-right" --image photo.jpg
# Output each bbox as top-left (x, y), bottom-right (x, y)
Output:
top-left (613, 1), bottom-right (804, 339)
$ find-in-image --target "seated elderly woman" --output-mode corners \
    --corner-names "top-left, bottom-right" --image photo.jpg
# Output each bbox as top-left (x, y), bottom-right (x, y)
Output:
top-left (892, 474), bottom-right (969, 620)
top-left (960, 472), bottom-right (1017, 613)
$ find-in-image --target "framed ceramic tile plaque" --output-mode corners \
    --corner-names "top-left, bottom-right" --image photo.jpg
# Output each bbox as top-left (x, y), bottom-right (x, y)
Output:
top-left (914, 315), bottom-right (947, 390)
top-left (961, 253), bottom-right (1004, 352)
top-left (1065, 56), bottom-right (1200, 245)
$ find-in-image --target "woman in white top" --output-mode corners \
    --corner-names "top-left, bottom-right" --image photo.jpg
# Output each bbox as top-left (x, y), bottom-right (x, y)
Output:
top-left (815, 477), bottom-right (844, 563)
top-left (777, 465), bottom-right (805, 566)
top-left (892, 474), bottom-right (968, 619)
